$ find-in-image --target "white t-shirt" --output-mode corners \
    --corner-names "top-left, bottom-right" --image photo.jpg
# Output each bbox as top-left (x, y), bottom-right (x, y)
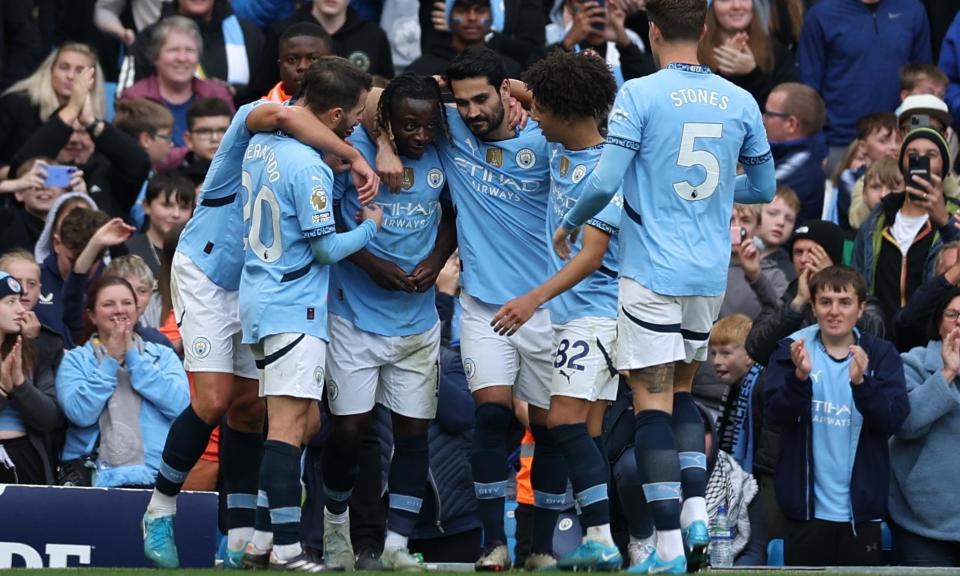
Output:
top-left (890, 211), bottom-right (929, 256)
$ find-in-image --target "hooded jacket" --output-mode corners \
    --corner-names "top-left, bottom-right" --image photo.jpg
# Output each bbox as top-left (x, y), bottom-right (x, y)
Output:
top-left (253, 6), bottom-right (394, 100)
top-left (852, 192), bottom-right (960, 328)
top-left (56, 337), bottom-right (189, 488)
top-left (771, 134), bottom-right (828, 225)
top-left (890, 340), bottom-right (960, 542)
top-left (764, 325), bottom-right (909, 523)
top-left (798, 0), bottom-right (931, 146)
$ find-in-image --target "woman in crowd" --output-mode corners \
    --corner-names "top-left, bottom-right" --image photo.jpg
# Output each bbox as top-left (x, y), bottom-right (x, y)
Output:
top-left (890, 288), bottom-right (960, 567)
top-left (0, 43), bottom-right (106, 178)
top-left (0, 270), bottom-right (62, 485)
top-left (698, 0), bottom-right (795, 109)
top-left (55, 276), bottom-right (189, 488)
top-left (120, 16), bottom-right (234, 149)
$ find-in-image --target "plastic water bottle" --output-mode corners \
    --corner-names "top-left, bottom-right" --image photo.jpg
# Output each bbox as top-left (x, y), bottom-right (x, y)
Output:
top-left (709, 505), bottom-right (733, 568)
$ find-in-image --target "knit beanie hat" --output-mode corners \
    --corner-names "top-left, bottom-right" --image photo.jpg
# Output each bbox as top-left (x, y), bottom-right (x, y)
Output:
top-left (789, 220), bottom-right (845, 267)
top-left (0, 272), bottom-right (23, 300)
top-left (899, 127), bottom-right (951, 180)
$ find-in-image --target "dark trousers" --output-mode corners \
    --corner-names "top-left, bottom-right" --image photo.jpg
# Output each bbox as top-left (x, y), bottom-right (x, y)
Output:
top-left (410, 528), bottom-right (482, 563)
top-left (890, 520), bottom-right (960, 567)
top-left (0, 436), bottom-right (45, 485)
top-left (784, 518), bottom-right (882, 566)
top-left (301, 423), bottom-right (386, 554)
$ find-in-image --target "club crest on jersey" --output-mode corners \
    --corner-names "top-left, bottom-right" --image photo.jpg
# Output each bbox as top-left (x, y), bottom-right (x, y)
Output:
top-left (402, 167), bottom-right (415, 190)
top-left (427, 168), bottom-right (445, 189)
top-left (516, 148), bottom-right (536, 169)
top-left (485, 147), bottom-right (503, 168)
top-left (311, 186), bottom-right (328, 211)
top-left (559, 156), bottom-right (570, 177)
top-left (463, 358), bottom-right (476, 380)
top-left (192, 337), bottom-right (211, 359)
top-left (572, 165), bottom-right (587, 183)
top-left (327, 380), bottom-right (339, 401)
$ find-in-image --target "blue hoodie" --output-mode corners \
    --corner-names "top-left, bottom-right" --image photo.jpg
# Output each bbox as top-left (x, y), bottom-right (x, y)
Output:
top-left (798, 0), bottom-right (931, 147)
top-left (56, 338), bottom-right (190, 488)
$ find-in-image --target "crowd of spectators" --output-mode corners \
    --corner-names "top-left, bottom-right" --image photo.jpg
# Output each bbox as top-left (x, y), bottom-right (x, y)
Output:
top-left (3, 0), bottom-right (960, 569)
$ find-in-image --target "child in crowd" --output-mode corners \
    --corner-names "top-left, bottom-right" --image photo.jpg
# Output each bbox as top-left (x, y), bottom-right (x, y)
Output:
top-left (125, 173), bottom-right (195, 280)
top-left (848, 158), bottom-right (904, 230)
top-left (834, 113), bottom-right (901, 229)
top-left (180, 98), bottom-right (234, 187)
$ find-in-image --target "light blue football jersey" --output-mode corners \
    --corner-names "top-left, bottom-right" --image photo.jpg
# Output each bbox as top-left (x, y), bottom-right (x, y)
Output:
top-left (177, 101), bottom-right (262, 291)
top-left (238, 131), bottom-right (336, 344)
top-left (546, 143), bottom-right (621, 326)
top-left (436, 106), bottom-right (552, 306)
top-left (607, 64), bottom-right (771, 297)
top-left (329, 127), bottom-right (446, 337)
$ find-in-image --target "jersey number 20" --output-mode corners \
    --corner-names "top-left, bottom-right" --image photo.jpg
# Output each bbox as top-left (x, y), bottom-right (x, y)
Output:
top-left (673, 122), bottom-right (723, 201)
top-left (242, 171), bottom-right (283, 262)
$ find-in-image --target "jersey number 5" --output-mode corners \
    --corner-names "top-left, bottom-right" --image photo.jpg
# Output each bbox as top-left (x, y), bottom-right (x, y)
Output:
top-left (242, 171), bottom-right (283, 262)
top-left (673, 122), bottom-right (723, 201)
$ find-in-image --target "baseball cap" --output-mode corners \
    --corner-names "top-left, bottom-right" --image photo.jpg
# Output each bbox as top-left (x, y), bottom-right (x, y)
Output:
top-left (896, 94), bottom-right (953, 130)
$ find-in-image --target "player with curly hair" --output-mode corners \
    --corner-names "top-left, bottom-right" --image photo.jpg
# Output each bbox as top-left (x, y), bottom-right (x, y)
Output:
top-left (492, 50), bottom-right (623, 572)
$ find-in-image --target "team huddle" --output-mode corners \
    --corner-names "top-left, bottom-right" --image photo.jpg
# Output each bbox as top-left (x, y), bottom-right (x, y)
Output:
top-left (139, 0), bottom-right (774, 573)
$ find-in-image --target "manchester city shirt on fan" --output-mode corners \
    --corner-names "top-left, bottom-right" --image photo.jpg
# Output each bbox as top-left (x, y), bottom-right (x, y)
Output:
top-left (177, 101), bottom-right (262, 291)
top-left (546, 143), bottom-right (621, 326)
top-left (329, 126), bottom-right (446, 337)
top-left (238, 131), bottom-right (336, 344)
top-left (607, 64), bottom-right (771, 297)
top-left (436, 105), bottom-right (551, 306)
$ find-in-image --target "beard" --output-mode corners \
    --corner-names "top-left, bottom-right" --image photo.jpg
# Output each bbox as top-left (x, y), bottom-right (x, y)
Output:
top-left (467, 101), bottom-right (505, 138)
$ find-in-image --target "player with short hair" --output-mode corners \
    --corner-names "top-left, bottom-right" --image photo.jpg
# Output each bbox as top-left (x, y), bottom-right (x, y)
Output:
top-left (240, 56), bottom-right (380, 572)
top-left (439, 46), bottom-right (557, 571)
top-left (320, 71), bottom-right (456, 572)
top-left (491, 50), bottom-right (622, 571)
top-left (141, 62), bottom-right (380, 570)
top-left (554, 0), bottom-right (776, 573)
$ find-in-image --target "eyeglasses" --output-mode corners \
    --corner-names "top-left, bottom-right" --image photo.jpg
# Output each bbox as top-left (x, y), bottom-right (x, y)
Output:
top-left (152, 132), bottom-right (173, 142)
top-left (763, 110), bottom-right (792, 119)
top-left (944, 310), bottom-right (960, 320)
top-left (191, 127), bottom-right (227, 140)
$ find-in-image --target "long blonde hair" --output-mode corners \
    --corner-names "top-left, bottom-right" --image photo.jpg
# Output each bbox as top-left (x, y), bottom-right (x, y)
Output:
top-left (2, 43), bottom-right (106, 123)
top-left (699, 2), bottom-right (774, 74)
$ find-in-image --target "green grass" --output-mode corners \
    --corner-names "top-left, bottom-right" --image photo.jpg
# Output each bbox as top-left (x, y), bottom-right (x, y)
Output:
top-left (3, 571), bottom-right (957, 576)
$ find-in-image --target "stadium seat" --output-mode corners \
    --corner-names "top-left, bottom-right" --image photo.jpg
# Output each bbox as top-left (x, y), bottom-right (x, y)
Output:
top-left (766, 538), bottom-right (784, 567)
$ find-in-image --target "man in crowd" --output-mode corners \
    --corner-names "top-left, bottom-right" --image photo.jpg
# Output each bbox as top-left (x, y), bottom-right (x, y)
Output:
top-left (264, 23), bottom-right (333, 103)
top-left (764, 83), bottom-right (828, 225)
top-left (765, 266), bottom-right (908, 566)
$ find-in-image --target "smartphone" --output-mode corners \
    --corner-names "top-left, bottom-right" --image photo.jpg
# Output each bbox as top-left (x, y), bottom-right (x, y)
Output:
top-left (729, 225), bottom-right (746, 246)
top-left (44, 165), bottom-right (76, 189)
top-left (907, 155), bottom-right (930, 201)
top-left (593, 0), bottom-right (606, 31)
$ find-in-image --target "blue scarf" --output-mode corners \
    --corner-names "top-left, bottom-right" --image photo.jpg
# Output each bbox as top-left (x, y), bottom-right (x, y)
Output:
top-left (730, 363), bottom-right (764, 473)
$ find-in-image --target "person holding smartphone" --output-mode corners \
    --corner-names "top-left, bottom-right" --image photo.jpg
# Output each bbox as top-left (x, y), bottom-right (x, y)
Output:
top-left (853, 127), bottom-right (960, 333)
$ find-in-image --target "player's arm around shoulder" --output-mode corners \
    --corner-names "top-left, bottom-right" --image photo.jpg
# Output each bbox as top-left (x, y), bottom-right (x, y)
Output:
top-left (308, 162), bottom-right (383, 266)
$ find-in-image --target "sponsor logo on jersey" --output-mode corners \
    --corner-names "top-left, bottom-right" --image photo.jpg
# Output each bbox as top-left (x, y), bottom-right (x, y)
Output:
top-left (559, 156), bottom-right (570, 177)
top-left (485, 147), bottom-right (503, 168)
top-left (402, 167), bottom-right (415, 190)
